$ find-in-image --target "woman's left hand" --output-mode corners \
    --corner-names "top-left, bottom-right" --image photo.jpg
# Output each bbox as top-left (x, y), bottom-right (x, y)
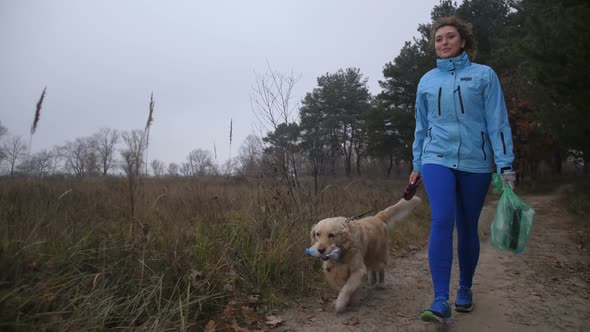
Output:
top-left (500, 171), bottom-right (516, 189)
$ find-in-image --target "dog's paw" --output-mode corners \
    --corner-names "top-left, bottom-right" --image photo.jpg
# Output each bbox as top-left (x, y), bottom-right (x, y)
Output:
top-left (334, 298), bottom-right (348, 313)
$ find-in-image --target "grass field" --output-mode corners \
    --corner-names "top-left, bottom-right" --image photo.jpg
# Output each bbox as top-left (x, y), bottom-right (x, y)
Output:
top-left (0, 175), bottom-right (431, 331)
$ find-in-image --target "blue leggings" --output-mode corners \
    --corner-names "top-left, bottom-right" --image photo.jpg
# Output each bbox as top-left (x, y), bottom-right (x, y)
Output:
top-left (421, 164), bottom-right (491, 300)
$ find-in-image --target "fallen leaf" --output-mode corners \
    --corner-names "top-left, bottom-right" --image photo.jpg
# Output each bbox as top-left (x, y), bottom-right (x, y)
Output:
top-left (204, 320), bottom-right (216, 332)
top-left (265, 315), bottom-right (283, 328)
top-left (223, 303), bottom-right (236, 319)
top-left (242, 306), bottom-right (259, 325)
top-left (306, 313), bottom-right (316, 320)
top-left (231, 319), bottom-right (249, 332)
top-left (343, 316), bottom-right (360, 326)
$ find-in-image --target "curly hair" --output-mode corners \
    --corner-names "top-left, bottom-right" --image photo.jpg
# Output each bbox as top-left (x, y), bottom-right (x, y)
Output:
top-left (430, 16), bottom-right (478, 59)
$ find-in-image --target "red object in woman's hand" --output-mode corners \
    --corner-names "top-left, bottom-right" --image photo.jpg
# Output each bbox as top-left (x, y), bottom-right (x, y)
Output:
top-left (403, 176), bottom-right (422, 200)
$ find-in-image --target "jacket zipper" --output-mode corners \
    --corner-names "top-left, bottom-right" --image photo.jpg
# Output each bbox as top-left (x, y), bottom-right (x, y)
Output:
top-left (500, 132), bottom-right (506, 154)
top-left (437, 88), bottom-right (442, 116)
top-left (481, 132), bottom-right (487, 160)
top-left (457, 85), bottom-right (465, 114)
top-left (423, 127), bottom-right (432, 153)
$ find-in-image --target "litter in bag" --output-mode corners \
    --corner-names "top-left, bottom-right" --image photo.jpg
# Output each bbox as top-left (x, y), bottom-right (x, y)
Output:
top-left (490, 173), bottom-right (535, 253)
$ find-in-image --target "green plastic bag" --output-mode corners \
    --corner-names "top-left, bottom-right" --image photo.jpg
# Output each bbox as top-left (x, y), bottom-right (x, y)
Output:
top-left (490, 173), bottom-right (535, 253)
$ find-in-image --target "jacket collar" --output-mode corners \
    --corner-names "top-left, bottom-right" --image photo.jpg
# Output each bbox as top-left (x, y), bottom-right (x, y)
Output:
top-left (436, 51), bottom-right (471, 72)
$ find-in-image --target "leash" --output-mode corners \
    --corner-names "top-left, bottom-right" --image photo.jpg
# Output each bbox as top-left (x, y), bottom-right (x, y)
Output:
top-left (345, 176), bottom-right (422, 223)
top-left (345, 208), bottom-right (375, 223)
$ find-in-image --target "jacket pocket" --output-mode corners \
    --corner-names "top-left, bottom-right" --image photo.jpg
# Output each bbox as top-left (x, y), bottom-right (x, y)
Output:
top-left (481, 131), bottom-right (487, 160)
top-left (423, 127), bottom-right (432, 153)
top-left (457, 85), bottom-right (465, 114)
top-left (437, 88), bottom-right (442, 116)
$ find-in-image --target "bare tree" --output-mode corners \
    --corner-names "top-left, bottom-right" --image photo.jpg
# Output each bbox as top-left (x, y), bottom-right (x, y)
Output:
top-left (120, 130), bottom-right (146, 234)
top-left (0, 120), bottom-right (7, 138)
top-left (85, 150), bottom-right (100, 176)
top-left (92, 128), bottom-right (119, 176)
top-left (236, 134), bottom-right (263, 176)
top-left (2, 136), bottom-right (28, 176)
top-left (151, 159), bottom-right (165, 177)
top-left (120, 130), bottom-right (146, 177)
top-left (180, 162), bottom-right (191, 176)
top-left (220, 158), bottom-right (237, 176)
top-left (187, 148), bottom-right (214, 176)
top-left (19, 149), bottom-right (55, 177)
top-left (0, 121), bottom-right (7, 162)
top-left (250, 63), bottom-right (302, 192)
top-left (59, 137), bottom-right (96, 177)
top-left (167, 162), bottom-right (179, 176)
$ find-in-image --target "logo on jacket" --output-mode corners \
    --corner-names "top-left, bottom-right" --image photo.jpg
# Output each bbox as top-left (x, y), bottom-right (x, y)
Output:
top-left (460, 77), bottom-right (472, 81)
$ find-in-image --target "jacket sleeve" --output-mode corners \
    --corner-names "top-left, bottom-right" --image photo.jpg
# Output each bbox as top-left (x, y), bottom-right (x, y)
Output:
top-left (412, 81), bottom-right (428, 173)
top-left (483, 68), bottom-right (514, 173)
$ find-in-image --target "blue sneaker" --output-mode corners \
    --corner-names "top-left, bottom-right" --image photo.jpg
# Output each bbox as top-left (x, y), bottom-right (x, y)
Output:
top-left (420, 297), bottom-right (451, 322)
top-left (454, 286), bottom-right (473, 312)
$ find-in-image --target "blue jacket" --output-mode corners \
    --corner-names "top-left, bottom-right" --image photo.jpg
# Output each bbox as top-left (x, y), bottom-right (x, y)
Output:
top-left (412, 52), bottom-right (514, 174)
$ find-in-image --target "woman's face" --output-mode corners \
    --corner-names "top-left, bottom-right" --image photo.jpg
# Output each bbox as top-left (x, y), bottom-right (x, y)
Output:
top-left (434, 25), bottom-right (466, 59)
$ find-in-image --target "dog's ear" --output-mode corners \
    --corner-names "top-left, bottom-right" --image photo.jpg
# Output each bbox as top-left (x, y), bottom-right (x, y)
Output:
top-left (339, 224), bottom-right (352, 249)
top-left (310, 224), bottom-right (317, 244)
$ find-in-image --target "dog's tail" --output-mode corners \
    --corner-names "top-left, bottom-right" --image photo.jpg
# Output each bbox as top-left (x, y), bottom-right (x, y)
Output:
top-left (375, 196), bottom-right (421, 227)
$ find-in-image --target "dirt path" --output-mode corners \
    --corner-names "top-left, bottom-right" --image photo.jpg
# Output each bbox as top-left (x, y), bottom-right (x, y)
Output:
top-left (276, 191), bottom-right (590, 331)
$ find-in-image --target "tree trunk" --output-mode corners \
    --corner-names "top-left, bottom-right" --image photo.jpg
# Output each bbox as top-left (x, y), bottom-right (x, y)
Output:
top-left (386, 153), bottom-right (394, 177)
top-left (356, 154), bottom-right (362, 176)
top-left (552, 148), bottom-right (562, 175)
top-left (584, 148), bottom-right (590, 176)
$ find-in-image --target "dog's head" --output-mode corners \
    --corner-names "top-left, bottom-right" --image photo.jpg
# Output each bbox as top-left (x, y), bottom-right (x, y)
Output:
top-left (310, 217), bottom-right (351, 259)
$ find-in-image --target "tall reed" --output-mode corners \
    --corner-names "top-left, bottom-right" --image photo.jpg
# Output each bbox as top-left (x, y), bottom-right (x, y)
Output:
top-left (228, 118), bottom-right (233, 174)
top-left (29, 87), bottom-right (47, 152)
top-left (144, 92), bottom-right (155, 175)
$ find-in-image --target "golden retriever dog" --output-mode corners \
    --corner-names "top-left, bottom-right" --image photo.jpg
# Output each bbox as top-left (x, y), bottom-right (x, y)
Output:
top-left (310, 196), bottom-right (421, 313)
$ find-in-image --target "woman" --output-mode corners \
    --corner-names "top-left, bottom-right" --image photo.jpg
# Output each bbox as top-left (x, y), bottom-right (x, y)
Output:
top-left (409, 17), bottom-right (517, 322)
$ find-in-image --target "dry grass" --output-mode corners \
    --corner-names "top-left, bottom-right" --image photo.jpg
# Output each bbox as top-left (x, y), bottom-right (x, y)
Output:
top-left (0, 175), bottom-right (430, 330)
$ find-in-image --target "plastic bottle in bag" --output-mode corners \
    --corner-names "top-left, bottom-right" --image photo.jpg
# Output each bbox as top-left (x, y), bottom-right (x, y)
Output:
top-left (490, 173), bottom-right (535, 253)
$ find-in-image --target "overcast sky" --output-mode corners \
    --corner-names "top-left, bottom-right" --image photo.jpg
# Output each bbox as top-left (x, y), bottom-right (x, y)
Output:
top-left (0, 0), bottom-right (445, 166)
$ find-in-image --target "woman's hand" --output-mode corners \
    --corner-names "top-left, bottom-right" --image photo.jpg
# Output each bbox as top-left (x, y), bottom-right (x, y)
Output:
top-left (500, 170), bottom-right (516, 189)
top-left (409, 171), bottom-right (422, 185)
